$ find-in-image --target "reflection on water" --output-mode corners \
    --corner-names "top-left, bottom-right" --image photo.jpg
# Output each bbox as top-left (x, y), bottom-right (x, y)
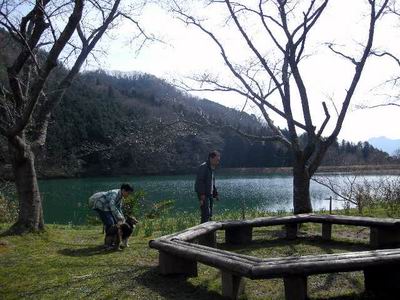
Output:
top-left (38, 173), bottom-right (398, 224)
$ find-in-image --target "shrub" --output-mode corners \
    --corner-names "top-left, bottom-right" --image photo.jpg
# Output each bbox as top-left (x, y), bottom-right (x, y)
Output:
top-left (379, 177), bottom-right (400, 217)
top-left (0, 181), bottom-right (18, 223)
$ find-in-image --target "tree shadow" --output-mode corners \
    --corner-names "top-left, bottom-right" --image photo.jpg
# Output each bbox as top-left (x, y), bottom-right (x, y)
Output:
top-left (307, 271), bottom-right (365, 299)
top-left (218, 234), bottom-right (370, 256)
top-left (133, 267), bottom-right (225, 300)
top-left (15, 265), bottom-right (150, 299)
top-left (58, 245), bottom-right (116, 257)
top-left (18, 263), bottom-right (225, 299)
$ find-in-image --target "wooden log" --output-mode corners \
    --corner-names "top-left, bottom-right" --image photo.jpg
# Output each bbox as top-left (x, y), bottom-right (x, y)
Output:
top-left (321, 223), bottom-right (332, 241)
top-left (286, 223), bottom-right (298, 240)
top-left (198, 231), bottom-right (217, 248)
top-left (166, 221), bottom-right (222, 241)
top-left (364, 265), bottom-right (400, 296)
top-left (159, 250), bottom-right (197, 277)
top-left (173, 239), bottom-right (264, 264)
top-left (221, 271), bottom-right (245, 299)
top-left (225, 225), bottom-right (253, 244)
top-left (251, 249), bottom-right (400, 279)
top-left (221, 214), bottom-right (311, 229)
top-left (284, 276), bottom-right (307, 300)
top-left (308, 214), bottom-right (400, 228)
top-left (159, 215), bottom-right (400, 244)
top-left (370, 227), bottom-right (400, 249)
top-left (150, 239), bottom-right (254, 276)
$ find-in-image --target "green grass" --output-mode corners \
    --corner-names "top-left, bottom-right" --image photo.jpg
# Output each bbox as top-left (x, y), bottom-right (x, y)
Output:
top-left (0, 209), bottom-right (395, 299)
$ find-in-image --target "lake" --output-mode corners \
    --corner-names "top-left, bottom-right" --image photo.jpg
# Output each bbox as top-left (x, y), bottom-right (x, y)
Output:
top-left (38, 172), bottom-right (399, 224)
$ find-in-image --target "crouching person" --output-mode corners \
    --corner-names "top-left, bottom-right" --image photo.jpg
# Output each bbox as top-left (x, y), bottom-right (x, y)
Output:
top-left (88, 183), bottom-right (134, 249)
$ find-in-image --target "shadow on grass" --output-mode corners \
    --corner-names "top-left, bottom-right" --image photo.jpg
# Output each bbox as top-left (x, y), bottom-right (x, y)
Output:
top-left (58, 245), bottom-right (115, 257)
top-left (133, 267), bottom-right (225, 300)
top-left (312, 291), bottom-right (381, 300)
top-left (11, 265), bottom-right (150, 299)
top-left (218, 234), bottom-right (370, 256)
top-left (12, 263), bottom-right (224, 300)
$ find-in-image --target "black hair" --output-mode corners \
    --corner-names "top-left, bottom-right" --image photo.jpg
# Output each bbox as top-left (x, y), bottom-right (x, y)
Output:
top-left (120, 183), bottom-right (134, 192)
top-left (208, 150), bottom-right (220, 159)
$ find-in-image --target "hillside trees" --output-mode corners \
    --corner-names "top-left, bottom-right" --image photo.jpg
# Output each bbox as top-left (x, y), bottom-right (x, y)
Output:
top-left (172, 0), bottom-right (389, 214)
top-left (0, 0), bottom-right (151, 234)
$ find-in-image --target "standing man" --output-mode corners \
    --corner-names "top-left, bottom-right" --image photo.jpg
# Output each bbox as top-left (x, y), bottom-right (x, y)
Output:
top-left (195, 150), bottom-right (221, 223)
top-left (88, 183), bottom-right (134, 233)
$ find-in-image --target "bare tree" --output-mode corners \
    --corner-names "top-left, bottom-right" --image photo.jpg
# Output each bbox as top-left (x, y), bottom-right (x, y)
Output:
top-left (357, 50), bottom-right (400, 109)
top-left (312, 175), bottom-right (375, 213)
top-left (171, 0), bottom-right (389, 214)
top-left (357, 1), bottom-right (400, 109)
top-left (0, 0), bottom-right (152, 234)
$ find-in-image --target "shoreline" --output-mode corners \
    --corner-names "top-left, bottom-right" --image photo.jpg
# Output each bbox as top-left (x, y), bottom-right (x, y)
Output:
top-left (220, 164), bottom-right (400, 176)
top-left (1, 164), bottom-right (400, 181)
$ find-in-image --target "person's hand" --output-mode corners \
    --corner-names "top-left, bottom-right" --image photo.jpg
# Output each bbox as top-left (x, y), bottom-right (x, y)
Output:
top-left (212, 189), bottom-right (218, 200)
top-left (117, 219), bottom-right (125, 225)
top-left (200, 194), bottom-right (206, 206)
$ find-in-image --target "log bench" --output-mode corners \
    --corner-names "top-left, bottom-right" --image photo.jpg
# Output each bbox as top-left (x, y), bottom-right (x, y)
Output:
top-left (149, 214), bottom-right (400, 299)
top-left (221, 214), bottom-right (400, 248)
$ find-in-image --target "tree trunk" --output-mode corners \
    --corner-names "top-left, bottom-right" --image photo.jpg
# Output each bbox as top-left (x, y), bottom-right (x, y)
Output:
top-left (7, 137), bottom-right (44, 234)
top-left (293, 162), bottom-right (313, 214)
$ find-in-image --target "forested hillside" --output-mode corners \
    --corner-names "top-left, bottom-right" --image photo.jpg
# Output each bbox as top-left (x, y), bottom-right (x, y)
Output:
top-left (36, 70), bottom-right (290, 177)
top-left (0, 28), bottom-right (396, 178)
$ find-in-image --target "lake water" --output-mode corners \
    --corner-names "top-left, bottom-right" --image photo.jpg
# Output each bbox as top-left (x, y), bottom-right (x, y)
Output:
top-left (38, 173), bottom-right (398, 224)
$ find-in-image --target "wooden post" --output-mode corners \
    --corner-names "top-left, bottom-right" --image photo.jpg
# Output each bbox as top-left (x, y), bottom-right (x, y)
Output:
top-left (370, 227), bottom-right (400, 249)
top-left (159, 251), bottom-right (198, 277)
top-left (198, 231), bottom-right (217, 248)
top-left (285, 223), bottom-right (298, 240)
top-left (221, 271), bottom-right (245, 299)
top-left (225, 226), bottom-right (253, 244)
top-left (322, 223), bottom-right (332, 241)
top-left (364, 265), bottom-right (400, 296)
top-left (283, 276), bottom-right (307, 300)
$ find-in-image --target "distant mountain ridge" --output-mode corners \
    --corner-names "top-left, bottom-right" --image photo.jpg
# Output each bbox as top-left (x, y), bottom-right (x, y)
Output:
top-left (368, 136), bottom-right (400, 156)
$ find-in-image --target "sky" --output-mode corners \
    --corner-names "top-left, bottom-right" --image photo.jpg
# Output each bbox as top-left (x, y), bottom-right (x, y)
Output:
top-left (93, 0), bottom-right (400, 144)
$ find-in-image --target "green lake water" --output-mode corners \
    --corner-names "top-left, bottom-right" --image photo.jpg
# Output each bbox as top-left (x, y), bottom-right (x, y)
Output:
top-left (38, 173), bottom-right (397, 224)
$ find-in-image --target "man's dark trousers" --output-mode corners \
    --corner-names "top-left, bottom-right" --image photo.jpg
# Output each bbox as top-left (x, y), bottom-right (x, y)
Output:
top-left (200, 196), bottom-right (213, 223)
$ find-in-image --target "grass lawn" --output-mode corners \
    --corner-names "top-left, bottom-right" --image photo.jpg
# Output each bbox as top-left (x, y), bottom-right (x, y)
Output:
top-left (0, 218), bottom-right (388, 299)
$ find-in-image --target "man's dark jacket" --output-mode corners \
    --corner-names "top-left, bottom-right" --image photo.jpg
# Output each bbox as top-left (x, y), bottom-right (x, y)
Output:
top-left (194, 161), bottom-right (217, 197)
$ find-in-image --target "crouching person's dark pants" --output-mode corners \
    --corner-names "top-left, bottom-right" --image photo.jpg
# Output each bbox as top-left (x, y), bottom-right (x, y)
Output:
top-left (95, 209), bottom-right (116, 233)
top-left (200, 196), bottom-right (213, 223)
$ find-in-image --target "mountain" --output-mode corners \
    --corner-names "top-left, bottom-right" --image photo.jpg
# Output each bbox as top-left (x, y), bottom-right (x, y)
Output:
top-left (0, 26), bottom-right (396, 178)
top-left (368, 137), bottom-right (400, 156)
top-left (1, 69), bottom-right (395, 178)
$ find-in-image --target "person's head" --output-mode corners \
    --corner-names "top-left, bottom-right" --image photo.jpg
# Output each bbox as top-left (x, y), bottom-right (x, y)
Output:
top-left (208, 150), bottom-right (221, 168)
top-left (120, 183), bottom-right (134, 198)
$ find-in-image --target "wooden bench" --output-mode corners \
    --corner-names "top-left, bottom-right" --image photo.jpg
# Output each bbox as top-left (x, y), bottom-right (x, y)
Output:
top-left (221, 214), bottom-right (400, 248)
top-left (149, 214), bottom-right (400, 299)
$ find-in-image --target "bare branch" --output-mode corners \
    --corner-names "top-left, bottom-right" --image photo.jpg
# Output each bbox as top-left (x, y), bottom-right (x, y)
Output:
top-left (312, 176), bottom-right (353, 203)
top-left (356, 102), bottom-right (400, 109)
top-left (7, 0), bottom-right (84, 137)
top-left (180, 117), bottom-right (290, 145)
top-left (371, 50), bottom-right (400, 67)
top-left (328, 0), bottom-right (390, 142)
top-left (223, 0), bottom-right (286, 100)
top-left (326, 43), bottom-right (358, 65)
top-left (316, 101), bottom-right (330, 137)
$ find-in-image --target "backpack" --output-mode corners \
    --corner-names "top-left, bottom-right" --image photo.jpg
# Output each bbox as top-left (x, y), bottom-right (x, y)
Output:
top-left (88, 192), bottom-right (106, 209)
